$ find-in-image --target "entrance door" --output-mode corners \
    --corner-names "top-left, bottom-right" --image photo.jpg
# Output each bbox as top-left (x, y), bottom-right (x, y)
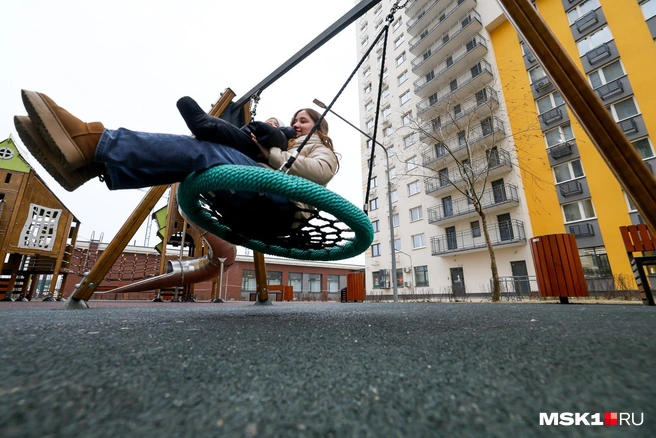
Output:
top-left (497, 213), bottom-right (514, 241)
top-left (442, 196), bottom-right (453, 217)
top-left (510, 261), bottom-right (530, 296)
top-left (450, 267), bottom-right (465, 299)
top-left (492, 179), bottom-right (506, 204)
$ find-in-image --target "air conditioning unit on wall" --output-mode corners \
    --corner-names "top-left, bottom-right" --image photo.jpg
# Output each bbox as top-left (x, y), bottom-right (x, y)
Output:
top-left (404, 281), bottom-right (412, 287)
top-left (403, 266), bottom-right (411, 273)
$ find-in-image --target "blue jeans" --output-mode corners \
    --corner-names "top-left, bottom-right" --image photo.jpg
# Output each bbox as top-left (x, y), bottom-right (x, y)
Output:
top-left (96, 128), bottom-right (297, 237)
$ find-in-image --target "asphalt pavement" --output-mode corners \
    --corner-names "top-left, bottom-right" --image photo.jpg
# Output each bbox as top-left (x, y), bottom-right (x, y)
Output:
top-left (0, 300), bottom-right (654, 437)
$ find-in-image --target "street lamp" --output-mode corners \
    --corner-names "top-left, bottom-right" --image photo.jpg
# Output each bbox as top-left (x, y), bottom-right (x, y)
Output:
top-left (395, 249), bottom-right (414, 295)
top-left (212, 257), bottom-right (227, 303)
top-left (313, 98), bottom-right (398, 303)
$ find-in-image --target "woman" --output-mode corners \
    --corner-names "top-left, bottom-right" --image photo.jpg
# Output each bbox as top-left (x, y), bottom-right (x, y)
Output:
top-left (15, 90), bottom-right (340, 249)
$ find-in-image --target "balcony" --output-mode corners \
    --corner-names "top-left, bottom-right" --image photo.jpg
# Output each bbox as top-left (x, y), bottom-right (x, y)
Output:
top-left (532, 75), bottom-right (552, 93)
top-left (407, 0), bottom-right (446, 35)
top-left (424, 149), bottom-right (513, 195)
top-left (409, 10), bottom-right (482, 58)
top-left (619, 118), bottom-right (638, 135)
top-left (540, 107), bottom-right (563, 125)
top-left (419, 87), bottom-right (500, 141)
top-left (430, 219), bottom-right (526, 256)
top-left (595, 78), bottom-right (624, 100)
top-left (404, 0), bottom-right (425, 17)
top-left (548, 140), bottom-right (574, 159)
top-left (417, 59), bottom-right (493, 119)
top-left (559, 180), bottom-right (584, 197)
top-left (569, 223), bottom-right (595, 238)
top-left (574, 9), bottom-right (599, 33)
top-left (525, 51), bottom-right (536, 64)
top-left (427, 183), bottom-right (520, 224)
top-left (585, 42), bottom-right (611, 65)
top-left (413, 33), bottom-right (488, 94)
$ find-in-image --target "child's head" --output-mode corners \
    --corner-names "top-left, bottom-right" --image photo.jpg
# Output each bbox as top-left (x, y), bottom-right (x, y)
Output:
top-left (265, 117), bottom-right (282, 128)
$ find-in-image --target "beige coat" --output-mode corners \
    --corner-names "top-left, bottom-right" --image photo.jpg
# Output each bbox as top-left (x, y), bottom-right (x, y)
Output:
top-left (266, 134), bottom-right (339, 186)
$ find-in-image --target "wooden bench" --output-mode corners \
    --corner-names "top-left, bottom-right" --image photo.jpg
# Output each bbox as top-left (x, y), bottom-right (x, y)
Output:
top-left (619, 224), bottom-right (656, 306)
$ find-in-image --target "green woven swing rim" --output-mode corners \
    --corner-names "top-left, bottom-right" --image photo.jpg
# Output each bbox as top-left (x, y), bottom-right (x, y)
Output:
top-left (177, 165), bottom-right (374, 261)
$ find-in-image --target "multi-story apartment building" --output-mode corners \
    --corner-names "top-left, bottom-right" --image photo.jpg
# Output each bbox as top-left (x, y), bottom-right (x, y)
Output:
top-left (355, 0), bottom-right (656, 297)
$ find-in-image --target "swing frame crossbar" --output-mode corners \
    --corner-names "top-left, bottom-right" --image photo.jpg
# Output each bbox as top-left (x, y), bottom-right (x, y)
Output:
top-left (67, 0), bottom-right (656, 307)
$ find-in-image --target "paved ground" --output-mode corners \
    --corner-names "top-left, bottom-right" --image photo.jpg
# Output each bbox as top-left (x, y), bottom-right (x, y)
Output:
top-left (0, 300), bottom-right (654, 437)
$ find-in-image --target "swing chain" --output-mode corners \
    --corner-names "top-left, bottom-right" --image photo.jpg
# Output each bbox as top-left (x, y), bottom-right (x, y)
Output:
top-left (249, 91), bottom-right (261, 121)
top-left (387, 0), bottom-right (409, 23)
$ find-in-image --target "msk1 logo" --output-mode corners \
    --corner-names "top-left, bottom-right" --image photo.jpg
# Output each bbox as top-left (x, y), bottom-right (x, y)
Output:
top-left (539, 412), bottom-right (644, 426)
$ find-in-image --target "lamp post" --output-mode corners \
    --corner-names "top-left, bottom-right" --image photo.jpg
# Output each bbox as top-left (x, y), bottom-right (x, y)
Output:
top-left (212, 257), bottom-right (227, 303)
top-left (395, 249), bottom-right (414, 295)
top-left (313, 99), bottom-right (398, 302)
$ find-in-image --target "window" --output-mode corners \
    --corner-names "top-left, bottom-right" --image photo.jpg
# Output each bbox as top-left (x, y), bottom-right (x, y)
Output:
top-left (392, 213), bottom-right (400, 227)
top-left (18, 204), bottom-right (62, 251)
top-left (371, 243), bottom-right (381, 257)
top-left (554, 159), bottom-right (585, 183)
top-left (384, 126), bottom-right (394, 137)
top-left (364, 83), bottom-right (372, 95)
top-left (395, 52), bottom-right (406, 66)
top-left (588, 60), bottom-right (625, 88)
top-left (308, 274), bottom-right (322, 293)
top-left (400, 91), bottom-right (411, 105)
top-left (402, 113), bottom-right (411, 126)
top-left (567, 0), bottom-right (601, 24)
top-left (393, 17), bottom-right (402, 31)
top-left (361, 22), bottom-right (368, 33)
top-left (389, 168), bottom-right (396, 179)
top-left (370, 176), bottom-right (378, 189)
top-left (536, 91), bottom-right (564, 114)
top-left (394, 239), bottom-right (401, 251)
top-left (0, 147), bottom-right (15, 160)
top-left (388, 146), bottom-right (396, 157)
top-left (406, 156), bottom-right (417, 171)
top-left (366, 139), bottom-right (373, 149)
top-left (394, 35), bottom-right (404, 49)
top-left (408, 180), bottom-right (421, 195)
top-left (625, 192), bottom-right (637, 212)
top-left (403, 134), bottom-right (417, 148)
top-left (576, 26), bottom-right (613, 56)
top-left (579, 246), bottom-right (612, 277)
top-left (642, 0), bottom-right (656, 20)
top-left (471, 221), bottom-right (481, 238)
top-left (366, 119), bottom-right (375, 130)
top-left (288, 272), bottom-right (302, 293)
top-left (382, 69), bottom-right (388, 79)
top-left (398, 71), bottom-right (409, 85)
top-left (242, 270), bottom-right (256, 291)
top-left (327, 275), bottom-right (340, 293)
top-left (370, 198), bottom-right (379, 211)
top-left (529, 65), bottom-right (546, 83)
top-left (415, 265), bottom-right (429, 287)
top-left (365, 101), bottom-right (374, 112)
top-left (545, 124), bottom-right (574, 147)
top-left (371, 219), bottom-right (380, 233)
top-left (390, 190), bottom-right (398, 203)
top-left (412, 233), bottom-right (425, 249)
top-left (364, 67), bottom-right (371, 78)
top-left (5, 174), bottom-right (12, 184)
top-left (562, 199), bottom-right (596, 223)
top-left (382, 87), bottom-right (390, 98)
top-left (361, 36), bottom-right (369, 48)
top-left (632, 138), bottom-right (654, 159)
top-left (368, 156), bottom-right (377, 167)
top-left (608, 98), bottom-right (639, 122)
top-left (383, 107), bottom-right (392, 119)
top-left (410, 206), bottom-right (423, 222)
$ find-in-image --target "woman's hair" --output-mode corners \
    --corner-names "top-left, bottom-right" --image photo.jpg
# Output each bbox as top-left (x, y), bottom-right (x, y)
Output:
top-left (290, 108), bottom-right (334, 150)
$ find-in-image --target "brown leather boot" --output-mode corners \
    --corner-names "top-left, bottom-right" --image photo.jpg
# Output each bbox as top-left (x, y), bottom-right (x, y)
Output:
top-left (14, 116), bottom-right (106, 191)
top-left (21, 90), bottom-right (104, 170)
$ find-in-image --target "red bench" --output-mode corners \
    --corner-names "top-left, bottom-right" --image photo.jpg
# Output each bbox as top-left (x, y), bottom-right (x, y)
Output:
top-left (619, 224), bottom-right (656, 306)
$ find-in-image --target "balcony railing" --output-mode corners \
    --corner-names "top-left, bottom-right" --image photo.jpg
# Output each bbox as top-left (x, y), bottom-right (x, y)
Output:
top-left (619, 118), bottom-right (638, 134)
top-left (424, 149), bottom-right (513, 194)
top-left (413, 33), bottom-right (488, 92)
top-left (407, 0), bottom-right (445, 33)
top-left (532, 75), bottom-right (552, 92)
top-left (574, 10), bottom-right (599, 33)
top-left (548, 140), bottom-right (574, 159)
top-left (559, 180), bottom-right (584, 197)
top-left (585, 42), bottom-right (611, 65)
top-left (430, 219), bottom-right (526, 255)
top-left (541, 107), bottom-right (563, 125)
top-left (422, 116), bottom-right (505, 167)
top-left (569, 223), bottom-right (595, 238)
top-left (427, 184), bottom-right (520, 223)
top-left (596, 78), bottom-right (623, 100)
top-left (417, 60), bottom-right (493, 117)
top-left (410, 10), bottom-right (482, 59)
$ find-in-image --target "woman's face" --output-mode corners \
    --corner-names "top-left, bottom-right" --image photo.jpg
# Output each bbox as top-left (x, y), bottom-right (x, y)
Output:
top-left (292, 110), bottom-right (314, 136)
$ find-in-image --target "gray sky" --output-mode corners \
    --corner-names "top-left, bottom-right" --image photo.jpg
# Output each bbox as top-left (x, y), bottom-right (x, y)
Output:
top-left (2, 0), bottom-right (367, 262)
